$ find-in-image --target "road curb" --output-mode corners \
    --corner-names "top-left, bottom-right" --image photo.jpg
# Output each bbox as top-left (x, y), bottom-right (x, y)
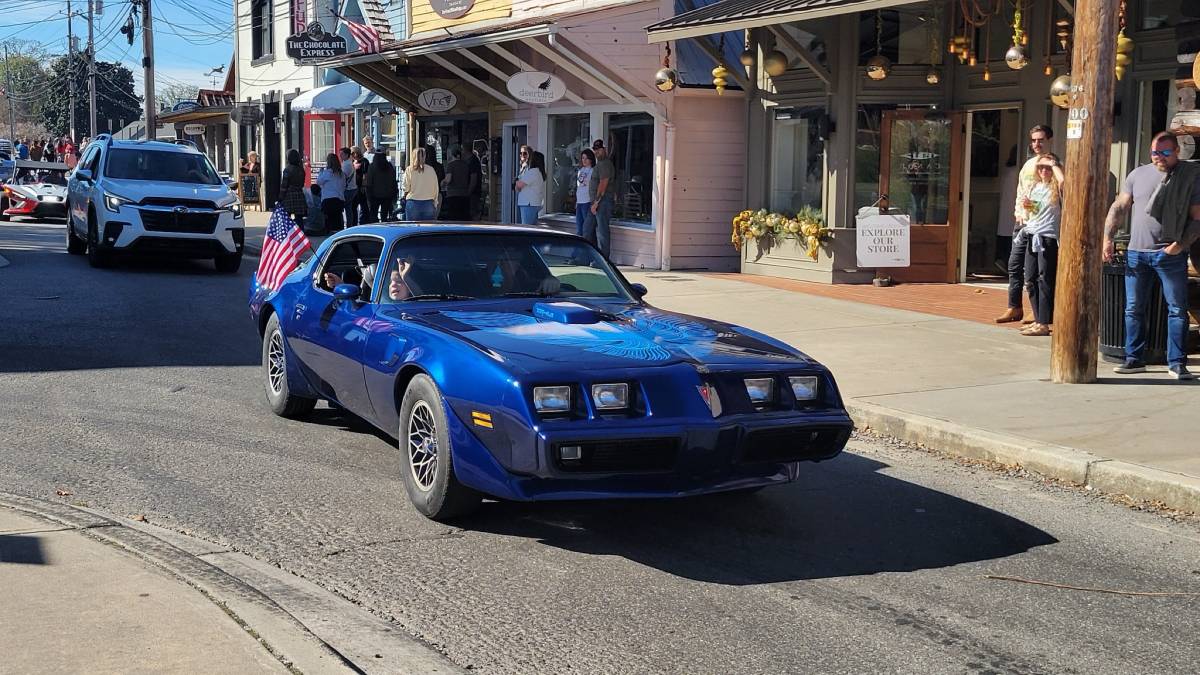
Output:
top-left (0, 493), bottom-right (464, 675)
top-left (845, 400), bottom-right (1200, 514)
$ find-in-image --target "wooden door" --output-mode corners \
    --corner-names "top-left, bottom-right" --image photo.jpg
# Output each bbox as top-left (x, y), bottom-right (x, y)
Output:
top-left (879, 110), bottom-right (965, 283)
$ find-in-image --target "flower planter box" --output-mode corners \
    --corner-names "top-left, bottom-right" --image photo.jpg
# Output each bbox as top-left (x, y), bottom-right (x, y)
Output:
top-left (740, 228), bottom-right (875, 284)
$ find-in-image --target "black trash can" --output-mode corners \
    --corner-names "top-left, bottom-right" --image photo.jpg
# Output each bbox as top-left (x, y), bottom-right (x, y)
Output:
top-left (1099, 254), bottom-right (1169, 365)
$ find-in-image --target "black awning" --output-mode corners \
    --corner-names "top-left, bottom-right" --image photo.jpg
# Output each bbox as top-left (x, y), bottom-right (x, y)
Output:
top-left (646, 0), bottom-right (923, 43)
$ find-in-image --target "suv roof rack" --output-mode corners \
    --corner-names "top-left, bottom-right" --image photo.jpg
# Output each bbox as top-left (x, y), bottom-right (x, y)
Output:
top-left (93, 133), bottom-right (113, 146)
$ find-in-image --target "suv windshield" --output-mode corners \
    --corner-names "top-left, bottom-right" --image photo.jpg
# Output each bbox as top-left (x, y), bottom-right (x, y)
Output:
top-left (104, 148), bottom-right (222, 185)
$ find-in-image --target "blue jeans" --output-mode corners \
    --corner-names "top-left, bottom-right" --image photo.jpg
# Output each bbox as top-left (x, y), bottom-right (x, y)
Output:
top-left (583, 196), bottom-right (613, 258)
top-left (405, 198), bottom-right (435, 221)
top-left (575, 202), bottom-right (591, 237)
top-left (518, 205), bottom-right (541, 225)
top-left (1125, 249), bottom-right (1190, 367)
top-left (344, 189), bottom-right (358, 227)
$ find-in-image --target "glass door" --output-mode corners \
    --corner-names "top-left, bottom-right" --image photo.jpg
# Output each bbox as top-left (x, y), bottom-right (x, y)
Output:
top-left (879, 110), bottom-right (964, 283)
top-left (501, 123), bottom-right (527, 224)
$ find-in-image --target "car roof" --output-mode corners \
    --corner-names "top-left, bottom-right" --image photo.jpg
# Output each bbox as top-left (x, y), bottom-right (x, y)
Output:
top-left (108, 139), bottom-right (202, 155)
top-left (328, 222), bottom-right (583, 240)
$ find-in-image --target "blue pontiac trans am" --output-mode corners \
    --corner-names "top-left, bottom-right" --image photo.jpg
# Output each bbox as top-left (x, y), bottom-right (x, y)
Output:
top-left (250, 224), bottom-right (852, 520)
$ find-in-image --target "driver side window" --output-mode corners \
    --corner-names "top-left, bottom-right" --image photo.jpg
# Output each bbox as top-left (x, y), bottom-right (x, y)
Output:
top-left (315, 238), bottom-right (384, 301)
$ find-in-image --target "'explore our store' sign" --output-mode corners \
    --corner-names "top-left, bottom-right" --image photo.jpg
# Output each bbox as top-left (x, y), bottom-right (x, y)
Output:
top-left (286, 22), bottom-right (348, 64)
top-left (855, 214), bottom-right (910, 268)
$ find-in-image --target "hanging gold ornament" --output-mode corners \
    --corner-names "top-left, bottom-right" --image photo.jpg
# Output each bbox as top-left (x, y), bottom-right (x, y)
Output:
top-left (654, 43), bottom-right (678, 93)
top-left (739, 48), bottom-right (756, 68)
top-left (1114, 2), bottom-right (1133, 80)
top-left (1055, 19), bottom-right (1071, 51)
top-left (763, 49), bottom-right (789, 77)
top-left (1044, 62), bottom-right (1053, 76)
top-left (865, 10), bottom-right (891, 81)
top-left (712, 64), bottom-right (729, 95)
top-left (1006, 0), bottom-right (1028, 70)
top-left (1050, 74), bottom-right (1072, 109)
top-left (983, 66), bottom-right (991, 82)
top-left (968, 52), bottom-right (977, 67)
top-left (926, 67), bottom-right (941, 85)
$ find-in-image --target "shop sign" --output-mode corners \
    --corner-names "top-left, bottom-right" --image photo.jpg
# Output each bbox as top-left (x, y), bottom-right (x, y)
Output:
top-left (430, 0), bottom-right (474, 20)
top-left (171, 101), bottom-right (199, 112)
top-left (291, 0), bottom-right (306, 35)
top-left (182, 123), bottom-right (206, 135)
top-left (286, 22), bottom-right (348, 65)
top-left (856, 214), bottom-right (910, 268)
top-left (418, 88), bottom-right (458, 113)
top-left (230, 105), bottom-right (264, 126)
top-left (506, 71), bottom-right (567, 105)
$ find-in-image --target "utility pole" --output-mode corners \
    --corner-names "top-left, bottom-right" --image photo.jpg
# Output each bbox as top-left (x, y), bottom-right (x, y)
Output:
top-left (1050, 0), bottom-right (1121, 383)
top-left (141, 0), bottom-right (155, 134)
top-left (4, 45), bottom-right (15, 142)
top-left (87, 0), bottom-right (97, 137)
top-left (67, 0), bottom-right (77, 142)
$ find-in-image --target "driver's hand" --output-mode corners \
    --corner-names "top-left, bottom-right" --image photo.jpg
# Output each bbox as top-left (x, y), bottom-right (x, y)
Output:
top-left (539, 276), bottom-right (561, 295)
top-left (323, 272), bottom-right (342, 289)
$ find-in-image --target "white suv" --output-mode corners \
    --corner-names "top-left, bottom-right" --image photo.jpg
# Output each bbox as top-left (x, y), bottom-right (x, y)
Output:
top-left (66, 135), bottom-right (244, 272)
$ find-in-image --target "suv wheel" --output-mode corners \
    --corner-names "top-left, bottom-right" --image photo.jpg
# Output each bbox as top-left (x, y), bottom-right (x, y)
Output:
top-left (86, 215), bottom-right (112, 268)
top-left (214, 251), bottom-right (242, 274)
top-left (66, 218), bottom-right (87, 255)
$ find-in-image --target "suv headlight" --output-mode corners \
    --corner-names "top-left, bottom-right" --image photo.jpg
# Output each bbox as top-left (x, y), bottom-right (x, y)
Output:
top-left (104, 192), bottom-right (132, 213)
top-left (788, 376), bottom-right (820, 402)
top-left (533, 386), bottom-right (571, 413)
top-left (219, 198), bottom-right (244, 219)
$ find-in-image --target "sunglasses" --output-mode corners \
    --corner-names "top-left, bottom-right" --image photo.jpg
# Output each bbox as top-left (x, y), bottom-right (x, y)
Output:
top-left (1037, 165), bottom-right (1054, 171)
top-left (1151, 149), bottom-right (1174, 158)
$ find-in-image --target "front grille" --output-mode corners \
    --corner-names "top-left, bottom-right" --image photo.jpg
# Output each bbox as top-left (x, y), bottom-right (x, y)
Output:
top-left (139, 209), bottom-right (219, 234)
top-left (139, 197), bottom-right (217, 209)
top-left (740, 426), bottom-right (850, 464)
top-left (554, 438), bottom-right (679, 473)
top-left (128, 237), bottom-right (227, 257)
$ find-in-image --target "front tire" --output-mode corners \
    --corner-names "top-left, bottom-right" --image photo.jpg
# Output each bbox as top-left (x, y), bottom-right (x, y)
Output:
top-left (262, 313), bottom-right (316, 418)
top-left (399, 374), bottom-right (481, 521)
top-left (66, 218), bottom-right (86, 255)
top-left (86, 216), bottom-right (112, 268)
top-left (214, 251), bottom-right (243, 273)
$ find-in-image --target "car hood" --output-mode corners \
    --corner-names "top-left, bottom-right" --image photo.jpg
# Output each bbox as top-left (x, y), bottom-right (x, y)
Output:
top-left (103, 179), bottom-right (232, 204)
top-left (10, 183), bottom-right (66, 198)
top-left (404, 300), bottom-right (815, 371)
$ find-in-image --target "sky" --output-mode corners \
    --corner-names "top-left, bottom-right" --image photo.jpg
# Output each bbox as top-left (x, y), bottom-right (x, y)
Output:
top-left (1, 0), bottom-right (234, 92)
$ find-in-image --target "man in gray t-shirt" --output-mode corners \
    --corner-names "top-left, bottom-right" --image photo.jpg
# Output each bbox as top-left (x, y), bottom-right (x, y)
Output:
top-left (584, 139), bottom-right (616, 258)
top-left (1103, 131), bottom-right (1200, 379)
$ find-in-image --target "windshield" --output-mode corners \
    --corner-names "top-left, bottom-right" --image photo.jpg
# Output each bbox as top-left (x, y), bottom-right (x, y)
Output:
top-left (105, 148), bottom-right (222, 185)
top-left (381, 233), bottom-right (633, 304)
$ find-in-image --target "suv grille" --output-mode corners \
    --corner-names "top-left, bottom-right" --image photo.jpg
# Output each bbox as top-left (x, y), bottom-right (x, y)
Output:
top-left (740, 427), bottom-right (850, 463)
top-left (554, 438), bottom-right (679, 473)
top-left (139, 197), bottom-right (217, 209)
top-left (139, 208), bottom-right (219, 234)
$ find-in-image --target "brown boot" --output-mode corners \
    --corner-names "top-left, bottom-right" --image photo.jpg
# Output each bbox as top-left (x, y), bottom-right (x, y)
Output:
top-left (995, 308), bottom-right (1024, 323)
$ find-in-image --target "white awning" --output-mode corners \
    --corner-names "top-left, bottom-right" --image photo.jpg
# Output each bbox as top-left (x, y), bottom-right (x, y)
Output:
top-left (289, 81), bottom-right (363, 113)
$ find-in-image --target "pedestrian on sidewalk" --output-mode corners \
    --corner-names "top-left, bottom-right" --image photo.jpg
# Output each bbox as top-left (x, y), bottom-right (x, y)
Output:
top-left (366, 147), bottom-right (400, 222)
top-left (1018, 154), bottom-right (1064, 337)
top-left (316, 153), bottom-right (346, 232)
top-left (997, 125), bottom-right (1055, 324)
top-left (280, 149), bottom-right (309, 226)
top-left (1105, 131), bottom-right (1200, 380)
top-left (442, 146), bottom-right (472, 220)
top-left (587, 139), bottom-right (615, 258)
top-left (575, 148), bottom-right (595, 238)
top-left (515, 146), bottom-right (545, 225)
top-left (352, 147), bottom-right (371, 224)
top-left (401, 147), bottom-right (438, 221)
top-left (340, 147), bottom-right (358, 228)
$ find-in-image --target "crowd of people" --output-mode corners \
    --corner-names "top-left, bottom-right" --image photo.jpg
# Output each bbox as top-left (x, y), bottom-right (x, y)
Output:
top-left (6, 136), bottom-right (82, 167)
top-left (514, 138), bottom-right (615, 258)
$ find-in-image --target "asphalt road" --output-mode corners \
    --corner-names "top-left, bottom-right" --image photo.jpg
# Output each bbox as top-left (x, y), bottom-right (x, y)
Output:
top-left (3, 219), bottom-right (1200, 674)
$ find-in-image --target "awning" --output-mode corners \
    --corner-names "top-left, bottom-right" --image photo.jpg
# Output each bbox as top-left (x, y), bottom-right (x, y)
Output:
top-left (289, 81), bottom-right (363, 112)
top-left (646, 0), bottom-right (925, 43)
top-left (156, 107), bottom-right (231, 124)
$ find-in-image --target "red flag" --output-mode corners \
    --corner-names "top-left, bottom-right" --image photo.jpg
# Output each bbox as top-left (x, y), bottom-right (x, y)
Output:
top-left (338, 15), bottom-right (382, 54)
top-left (255, 206), bottom-right (312, 292)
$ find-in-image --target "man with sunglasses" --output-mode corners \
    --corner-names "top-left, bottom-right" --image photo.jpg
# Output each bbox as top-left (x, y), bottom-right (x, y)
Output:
top-left (1105, 131), bottom-right (1200, 380)
top-left (998, 125), bottom-right (1057, 324)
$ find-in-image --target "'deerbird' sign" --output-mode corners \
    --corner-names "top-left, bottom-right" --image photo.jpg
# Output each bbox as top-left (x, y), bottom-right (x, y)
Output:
top-left (506, 71), bottom-right (567, 105)
top-left (286, 22), bottom-right (348, 65)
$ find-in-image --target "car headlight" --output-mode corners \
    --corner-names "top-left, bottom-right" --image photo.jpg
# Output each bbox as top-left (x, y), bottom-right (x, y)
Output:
top-left (788, 376), bottom-right (820, 402)
top-left (743, 378), bottom-right (775, 406)
top-left (533, 386), bottom-right (571, 413)
top-left (591, 383), bottom-right (628, 410)
top-left (104, 192), bottom-right (132, 213)
top-left (228, 201), bottom-right (243, 219)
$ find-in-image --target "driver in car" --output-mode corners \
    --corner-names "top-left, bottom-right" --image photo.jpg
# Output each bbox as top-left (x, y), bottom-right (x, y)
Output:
top-left (491, 250), bottom-right (561, 296)
top-left (324, 256), bottom-right (420, 301)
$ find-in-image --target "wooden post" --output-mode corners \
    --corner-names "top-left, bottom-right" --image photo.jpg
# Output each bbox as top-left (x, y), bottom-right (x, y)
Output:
top-left (1050, 0), bottom-right (1121, 383)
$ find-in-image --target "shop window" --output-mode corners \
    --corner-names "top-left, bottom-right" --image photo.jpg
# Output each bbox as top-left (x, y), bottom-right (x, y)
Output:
top-left (858, 9), bottom-right (926, 65)
top-left (1139, 0), bottom-right (1185, 30)
top-left (1135, 79), bottom-right (1180, 162)
top-left (546, 113), bottom-right (590, 216)
top-left (854, 105), bottom-right (890, 214)
top-left (309, 119), bottom-right (335, 177)
top-left (607, 112), bottom-right (654, 225)
top-left (770, 109), bottom-right (824, 214)
top-left (251, 0), bottom-right (273, 61)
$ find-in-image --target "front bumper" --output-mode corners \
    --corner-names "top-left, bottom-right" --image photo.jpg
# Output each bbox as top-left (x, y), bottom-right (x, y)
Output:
top-left (98, 203), bottom-right (243, 256)
top-left (4, 197), bottom-right (67, 219)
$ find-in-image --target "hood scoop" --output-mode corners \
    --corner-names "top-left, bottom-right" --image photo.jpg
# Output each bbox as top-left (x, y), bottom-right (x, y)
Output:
top-left (532, 301), bottom-right (603, 325)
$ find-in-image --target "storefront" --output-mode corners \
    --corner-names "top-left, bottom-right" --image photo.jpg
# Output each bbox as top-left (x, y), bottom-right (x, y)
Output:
top-left (157, 89), bottom-right (236, 177)
top-left (648, 0), bottom-right (1200, 284)
top-left (328, 0), bottom-right (749, 271)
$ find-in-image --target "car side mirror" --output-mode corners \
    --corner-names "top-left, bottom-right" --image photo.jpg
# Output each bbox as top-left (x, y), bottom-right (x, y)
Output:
top-left (333, 283), bottom-right (361, 301)
top-left (74, 168), bottom-right (92, 183)
top-left (629, 283), bottom-right (648, 299)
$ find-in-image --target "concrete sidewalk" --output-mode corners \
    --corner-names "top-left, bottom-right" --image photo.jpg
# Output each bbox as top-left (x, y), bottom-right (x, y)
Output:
top-left (624, 269), bottom-right (1200, 512)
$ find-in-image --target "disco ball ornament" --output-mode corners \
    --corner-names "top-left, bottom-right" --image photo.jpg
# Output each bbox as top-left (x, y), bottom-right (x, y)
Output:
top-left (740, 48), bottom-right (756, 67)
top-left (1050, 74), bottom-right (1072, 109)
top-left (1005, 44), bottom-right (1028, 70)
top-left (866, 54), bottom-right (892, 81)
top-left (925, 67), bottom-right (941, 85)
top-left (763, 50), bottom-right (789, 77)
top-left (654, 66), bottom-right (678, 93)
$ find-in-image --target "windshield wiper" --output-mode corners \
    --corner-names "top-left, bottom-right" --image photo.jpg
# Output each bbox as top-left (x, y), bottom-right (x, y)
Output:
top-left (499, 291), bottom-right (552, 298)
top-left (403, 293), bottom-right (476, 301)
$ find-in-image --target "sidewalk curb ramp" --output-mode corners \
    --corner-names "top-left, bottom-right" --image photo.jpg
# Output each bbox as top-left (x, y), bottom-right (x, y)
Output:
top-left (0, 493), bottom-right (464, 675)
top-left (845, 401), bottom-right (1200, 514)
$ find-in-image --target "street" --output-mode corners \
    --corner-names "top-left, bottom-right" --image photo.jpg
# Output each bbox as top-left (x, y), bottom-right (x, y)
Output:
top-left (2, 218), bottom-right (1199, 674)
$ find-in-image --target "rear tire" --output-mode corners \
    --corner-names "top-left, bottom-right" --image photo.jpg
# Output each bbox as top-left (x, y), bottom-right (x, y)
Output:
top-left (214, 252), bottom-right (243, 274)
top-left (66, 218), bottom-right (86, 255)
top-left (86, 217), bottom-right (112, 268)
top-left (0, 196), bottom-right (9, 221)
top-left (399, 374), bottom-right (481, 521)
top-left (262, 313), bottom-right (316, 418)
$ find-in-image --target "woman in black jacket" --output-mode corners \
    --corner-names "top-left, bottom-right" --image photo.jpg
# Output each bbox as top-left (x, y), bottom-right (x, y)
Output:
top-left (363, 151), bottom-right (399, 222)
top-left (280, 149), bottom-right (308, 223)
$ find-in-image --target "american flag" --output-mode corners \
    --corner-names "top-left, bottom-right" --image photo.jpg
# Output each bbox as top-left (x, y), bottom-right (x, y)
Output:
top-left (255, 206), bottom-right (312, 292)
top-left (337, 14), bottom-right (382, 54)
